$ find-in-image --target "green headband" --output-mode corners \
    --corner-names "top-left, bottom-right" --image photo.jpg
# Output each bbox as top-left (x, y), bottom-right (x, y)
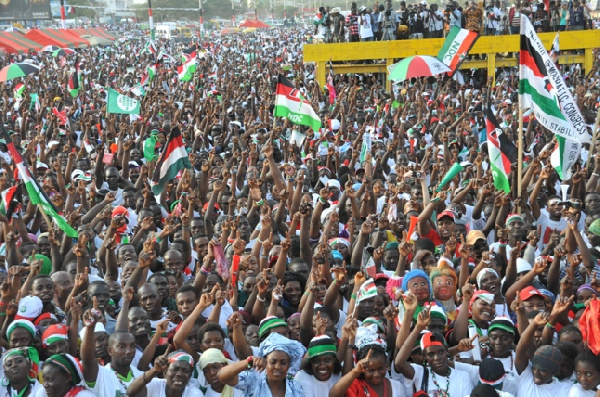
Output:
top-left (505, 214), bottom-right (523, 227)
top-left (258, 317), bottom-right (288, 338)
top-left (46, 354), bottom-right (81, 384)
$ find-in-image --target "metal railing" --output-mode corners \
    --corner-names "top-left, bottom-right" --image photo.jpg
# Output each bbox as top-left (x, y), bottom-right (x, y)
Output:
top-left (303, 30), bottom-right (600, 89)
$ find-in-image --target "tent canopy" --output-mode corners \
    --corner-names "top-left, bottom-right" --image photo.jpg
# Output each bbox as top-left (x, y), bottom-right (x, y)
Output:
top-left (25, 29), bottom-right (75, 48)
top-left (239, 19), bottom-right (270, 28)
top-left (0, 32), bottom-right (41, 54)
top-left (50, 29), bottom-right (89, 47)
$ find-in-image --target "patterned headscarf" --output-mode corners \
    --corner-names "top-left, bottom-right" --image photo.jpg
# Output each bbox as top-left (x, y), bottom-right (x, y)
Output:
top-left (258, 333), bottom-right (306, 375)
top-left (7, 319), bottom-right (36, 341)
top-left (168, 351), bottom-right (195, 367)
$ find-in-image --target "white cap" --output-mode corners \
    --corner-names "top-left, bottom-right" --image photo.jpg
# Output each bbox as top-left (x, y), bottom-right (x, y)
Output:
top-left (79, 322), bottom-right (107, 340)
top-left (516, 258), bottom-right (533, 274)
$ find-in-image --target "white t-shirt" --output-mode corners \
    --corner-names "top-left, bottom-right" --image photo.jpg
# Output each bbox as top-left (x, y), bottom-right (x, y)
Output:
top-left (202, 301), bottom-right (234, 330)
top-left (401, 364), bottom-right (473, 397)
top-left (145, 378), bottom-right (204, 397)
top-left (568, 383), bottom-right (595, 397)
top-left (359, 14), bottom-right (374, 38)
top-left (454, 358), bottom-right (518, 396)
top-left (516, 363), bottom-right (572, 397)
top-left (204, 385), bottom-right (245, 397)
top-left (87, 363), bottom-right (144, 396)
top-left (31, 388), bottom-right (96, 397)
top-left (294, 370), bottom-right (341, 397)
top-left (0, 381), bottom-right (45, 397)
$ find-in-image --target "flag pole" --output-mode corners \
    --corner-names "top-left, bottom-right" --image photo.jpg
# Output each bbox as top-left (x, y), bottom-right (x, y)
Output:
top-left (585, 109), bottom-right (600, 169)
top-left (517, 96), bottom-right (523, 215)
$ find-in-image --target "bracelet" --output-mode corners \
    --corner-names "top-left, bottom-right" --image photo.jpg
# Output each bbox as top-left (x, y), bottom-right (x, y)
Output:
top-left (593, 173), bottom-right (600, 177)
top-left (246, 356), bottom-right (253, 369)
top-left (182, 226), bottom-right (190, 231)
top-left (318, 196), bottom-right (327, 204)
top-left (348, 344), bottom-right (357, 350)
top-left (200, 267), bottom-right (211, 276)
top-left (0, 301), bottom-right (6, 308)
top-left (261, 255), bottom-right (268, 259)
top-left (255, 198), bottom-right (264, 206)
top-left (155, 237), bottom-right (162, 244)
top-left (0, 312), bottom-right (6, 317)
top-left (303, 291), bottom-right (310, 296)
top-left (546, 322), bottom-right (556, 330)
top-left (351, 293), bottom-right (357, 299)
top-left (256, 295), bottom-right (266, 302)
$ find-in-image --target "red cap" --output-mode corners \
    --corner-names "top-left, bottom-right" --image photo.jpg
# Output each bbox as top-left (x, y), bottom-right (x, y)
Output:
top-left (519, 286), bottom-right (544, 302)
top-left (437, 210), bottom-right (456, 222)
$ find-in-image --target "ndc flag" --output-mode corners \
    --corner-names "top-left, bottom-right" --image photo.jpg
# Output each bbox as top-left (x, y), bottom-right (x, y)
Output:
top-left (274, 75), bottom-right (321, 132)
top-left (485, 103), bottom-right (517, 193)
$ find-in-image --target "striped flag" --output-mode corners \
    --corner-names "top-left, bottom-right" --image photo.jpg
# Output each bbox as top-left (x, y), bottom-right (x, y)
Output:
top-left (356, 279), bottom-right (378, 303)
top-left (0, 185), bottom-right (20, 219)
top-left (13, 83), bottom-right (25, 100)
top-left (52, 107), bottom-right (68, 125)
top-left (68, 58), bottom-right (80, 98)
top-left (151, 127), bottom-right (192, 195)
top-left (485, 103), bottom-right (518, 193)
top-left (177, 49), bottom-right (196, 82)
top-left (519, 16), bottom-right (589, 143)
top-left (1, 127), bottom-right (77, 237)
top-left (550, 136), bottom-right (581, 180)
top-left (436, 25), bottom-right (479, 76)
top-left (274, 75), bottom-right (321, 132)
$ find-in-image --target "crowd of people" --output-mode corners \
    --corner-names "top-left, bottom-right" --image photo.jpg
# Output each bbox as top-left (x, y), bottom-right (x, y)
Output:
top-left (313, 0), bottom-right (598, 41)
top-left (0, 13), bottom-right (596, 397)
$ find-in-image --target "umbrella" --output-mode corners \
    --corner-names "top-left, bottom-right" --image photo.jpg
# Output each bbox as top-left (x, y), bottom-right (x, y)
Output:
top-left (52, 48), bottom-right (75, 57)
top-left (243, 27), bottom-right (258, 33)
top-left (40, 45), bottom-right (61, 52)
top-left (0, 63), bottom-right (40, 82)
top-left (387, 55), bottom-right (452, 81)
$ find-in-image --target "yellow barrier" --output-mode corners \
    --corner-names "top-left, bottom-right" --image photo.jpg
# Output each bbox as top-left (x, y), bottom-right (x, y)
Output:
top-left (303, 30), bottom-right (600, 90)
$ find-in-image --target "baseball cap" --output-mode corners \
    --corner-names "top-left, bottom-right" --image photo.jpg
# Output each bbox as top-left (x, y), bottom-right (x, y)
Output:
top-left (437, 210), bottom-right (456, 222)
top-left (519, 285), bottom-right (545, 302)
top-left (466, 230), bottom-right (486, 246)
top-left (532, 345), bottom-right (562, 374)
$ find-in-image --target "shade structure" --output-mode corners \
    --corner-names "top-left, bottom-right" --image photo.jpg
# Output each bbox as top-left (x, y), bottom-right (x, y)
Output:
top-left (26, 29), bottom-right (74, 48)
top-left (239, 19), bottom-right (270, 28)
top-left (387, 55), bottom-right (452, 81)
top-left (80, 35), bottom-right (113, 46)
top-left (51, 29), bottom-right (89, 47)
top-left (0, 32), bottom-right (41, 54)
top-left (220, 28), bottom-right (241, 35)
top-left (0, 63), bottom-right (41, 82)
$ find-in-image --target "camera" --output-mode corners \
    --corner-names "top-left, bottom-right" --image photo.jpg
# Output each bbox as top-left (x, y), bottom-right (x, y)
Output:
top-left (558, 200), bottom-right (582, 210)
top-left (385, 9), bottom-right (392, 16)
top-left (414, 171), bottom-right (422, 178)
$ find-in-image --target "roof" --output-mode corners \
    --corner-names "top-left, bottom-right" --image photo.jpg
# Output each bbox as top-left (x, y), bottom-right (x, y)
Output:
top-left (25, 29), bottom-right (75, 48)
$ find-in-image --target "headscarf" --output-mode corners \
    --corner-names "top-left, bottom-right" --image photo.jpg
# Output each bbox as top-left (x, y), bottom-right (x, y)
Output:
top-left (33, 312), bottom-right (58, 326)
top-left (356, 323), bottom-right (388, 351)
top-left (476, 268), bottom-right (499, 290)
top-left (328, 237), bottom-right (350, 247)
top-left (258, 316), bottom-right (288, 339)
top-left (577, 284), bottom-right (599, 297)
top-left (7, 319), bottom-right (36, 341)
top-left (45, 354), bottom-right (84, 385)
top-left (589, 218), bottom-right (600, 237)
top-left (31, 255), bottom-right (52, 275)
top-left (307, 335), bottom-right (337, 359)
top-left (198, 349), bottom-right (234, 397)
top-left (401, 269), bottom-right (431, 293)
top-left (469, 290), bottom-right (495, 309)
top-left (258, 333), bottom-right (306, 375)
top-left (3, 347), bottom-right (40, 377)
top-left (356, 279), bottom-right (378, 304)
top-left (168, 350), bottom-right (195, 367)
top-left (42, 324), bottom-right (69, 348)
